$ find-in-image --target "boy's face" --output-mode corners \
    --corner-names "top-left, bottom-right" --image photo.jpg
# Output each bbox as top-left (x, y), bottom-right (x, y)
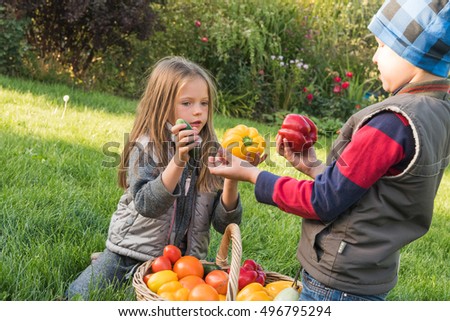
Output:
top-left (372, 37), bottom-right (417, 93)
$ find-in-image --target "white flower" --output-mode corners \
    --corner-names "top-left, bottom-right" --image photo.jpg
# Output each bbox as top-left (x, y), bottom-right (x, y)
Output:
top-left (271, 55), bottom-right (276, 60)
top-left (303, 64), bottom-right (309, 70)
top-left (63, 95), bottom-right (70, 102)
top-left (280, 62), bottom-right (285, 66)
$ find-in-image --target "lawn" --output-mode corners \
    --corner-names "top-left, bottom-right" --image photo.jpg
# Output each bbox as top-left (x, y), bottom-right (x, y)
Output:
top-left (1, 75), bottom-right (449, 300)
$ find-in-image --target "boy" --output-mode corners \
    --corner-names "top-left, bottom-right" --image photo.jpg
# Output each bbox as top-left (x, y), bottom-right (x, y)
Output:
top-left (208, 0), bottom-right (449, 300)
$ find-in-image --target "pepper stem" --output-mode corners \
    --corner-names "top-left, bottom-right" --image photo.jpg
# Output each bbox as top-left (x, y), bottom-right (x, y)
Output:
top-left (243, 136), bottom-right (253, 146)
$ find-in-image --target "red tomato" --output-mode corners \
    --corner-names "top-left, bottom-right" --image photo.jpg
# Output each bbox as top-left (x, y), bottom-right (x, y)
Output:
top-left (163, 245), bottom-right (182, 264)
top-left (143, 273), bottom-right (153, 285)
top-left (151, 256), bottom-right (172, 273)
top-left (173, 256), bottom-right (204, 279)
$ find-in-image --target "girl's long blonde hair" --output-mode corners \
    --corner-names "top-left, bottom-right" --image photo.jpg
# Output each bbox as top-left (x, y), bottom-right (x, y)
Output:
top-left (118, 56), bottom-right (222, 192)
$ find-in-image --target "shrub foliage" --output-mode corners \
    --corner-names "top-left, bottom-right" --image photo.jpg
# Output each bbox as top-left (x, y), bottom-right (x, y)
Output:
top-left (4, 0), bottom-right (160, 77)
top-left (2, 0), bottom-right (385, 132)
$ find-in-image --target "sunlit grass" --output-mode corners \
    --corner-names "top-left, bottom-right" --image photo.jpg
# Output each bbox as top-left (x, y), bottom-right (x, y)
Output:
top-left (1, 75), bottom-right (448, 300)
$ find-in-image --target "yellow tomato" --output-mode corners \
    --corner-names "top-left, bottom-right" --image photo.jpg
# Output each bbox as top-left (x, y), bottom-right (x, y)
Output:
top-left (158, 291), bottom-right (176, 301)
top-left (157, 280), bottom-right (183, 295)
top-left (147, 270), bottom-right (178, 293)
top-left (221, 125), bottom-right (266, 160)
top-left (173, 287), bottom-right (190, 301)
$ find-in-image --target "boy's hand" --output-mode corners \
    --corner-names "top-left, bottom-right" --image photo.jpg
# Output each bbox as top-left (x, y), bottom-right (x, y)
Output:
top-left (276, 134), bottom-right (324, 178)
top-left (245, 151), bottom-right (267, 167)
top-left (171, 123), bottom-right (201, 166)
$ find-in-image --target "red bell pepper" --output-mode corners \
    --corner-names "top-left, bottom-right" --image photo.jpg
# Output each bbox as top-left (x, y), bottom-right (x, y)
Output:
top-left (238, 259), bottom-right (266, 290)
top-left (277, 114), bottom-right (318, 152)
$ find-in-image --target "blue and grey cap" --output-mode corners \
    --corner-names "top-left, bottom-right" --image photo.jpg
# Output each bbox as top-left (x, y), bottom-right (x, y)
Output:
top-left (368, 0), bottom-right (450, 77)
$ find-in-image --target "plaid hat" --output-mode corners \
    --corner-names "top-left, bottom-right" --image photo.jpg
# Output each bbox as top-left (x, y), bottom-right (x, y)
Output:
top-left (368, 0), bottom-right (450, 77)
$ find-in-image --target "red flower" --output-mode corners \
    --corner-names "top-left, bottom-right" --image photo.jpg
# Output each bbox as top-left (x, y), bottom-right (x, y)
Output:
top-left (342, 81), bottom-right (350, 89)
top-left (306, 93), bottom-right (314, 102)
top-left (346, 71), bottom-right (353, 78)
top-left (258, 69), bottom-right (265, 75)
top-left (195, 20), bottom-right (201, 27)
top-left (201, 37), bottom-right (208, 43)
top-left (333, 76), bottom-right (342, 83)
top-left (303, 87), bottom-right (308, 92)
top-left (333, 84), bottom-right (342, 94)
top-left (355, 104), bottom-right (361, 110)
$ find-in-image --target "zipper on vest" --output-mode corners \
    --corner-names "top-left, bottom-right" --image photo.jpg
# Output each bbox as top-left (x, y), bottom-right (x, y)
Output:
top-left (167, 200), bottom-right (176, 244)
top-left (338, 241), bottom-right (347, 254)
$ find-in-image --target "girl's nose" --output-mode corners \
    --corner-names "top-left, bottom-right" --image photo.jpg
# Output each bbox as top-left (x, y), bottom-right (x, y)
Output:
top-left (193, 103), bottom-right (203, 115)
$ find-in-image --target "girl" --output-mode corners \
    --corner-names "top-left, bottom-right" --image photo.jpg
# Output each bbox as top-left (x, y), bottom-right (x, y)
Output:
top-left (68, 56), bottom-right (258, 300)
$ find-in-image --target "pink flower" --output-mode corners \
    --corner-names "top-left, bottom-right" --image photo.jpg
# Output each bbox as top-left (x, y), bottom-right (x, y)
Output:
top-left (333, 84), bottom-right (342, 94)
top-left (306, 93), bottom-right (314, 102)
top-left (258, 69), bottom-right (265, 75)
top-left (333, 76), bottom-right (342, 83)
top-left (346, 71), bottom-right (353, 78)
top-left (201, 37), bottom-right (208, 43)
top-left (195, 20), bottom-right (201, 28)
top-left (342, 81), bottom-right (350, 89)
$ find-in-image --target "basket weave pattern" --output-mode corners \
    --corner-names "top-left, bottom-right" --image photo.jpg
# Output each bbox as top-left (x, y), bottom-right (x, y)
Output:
top-left (132, 223), bottom-right (301, 301)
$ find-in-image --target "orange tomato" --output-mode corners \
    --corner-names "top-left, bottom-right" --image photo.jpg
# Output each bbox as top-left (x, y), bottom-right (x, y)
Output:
top-left (163, 245), bottom-right (182, 264)
top-left (173, 256), bottom-right (204, 279)
top-left (179, 275), bottom-right (205, 291)
top-left (188, 284), bottom-right (219, 301)
top-left (205, 270), bottom-right (229, 295)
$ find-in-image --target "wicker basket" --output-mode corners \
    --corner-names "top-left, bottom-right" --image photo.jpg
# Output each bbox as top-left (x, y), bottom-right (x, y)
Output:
top-left (133, 223), bottom-right (301, 301)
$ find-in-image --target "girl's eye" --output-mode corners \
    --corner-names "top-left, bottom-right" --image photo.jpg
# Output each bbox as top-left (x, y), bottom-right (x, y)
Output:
top-left (201, 101), bottom-right (209, 106)
top-left (182, 102), bottom-right (191, 106)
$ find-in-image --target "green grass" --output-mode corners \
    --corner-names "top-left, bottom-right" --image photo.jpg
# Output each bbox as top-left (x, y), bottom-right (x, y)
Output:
top-left (1, 75), bottom-right (449, 300)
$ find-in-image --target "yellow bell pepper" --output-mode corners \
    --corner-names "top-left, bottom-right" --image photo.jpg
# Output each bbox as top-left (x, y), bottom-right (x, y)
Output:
top-left (221, 125), bottom-right (266, 160)
top-left (236, 282), bottom-right (273, 301)
top-left (264, 280), bottom-right (294, 298)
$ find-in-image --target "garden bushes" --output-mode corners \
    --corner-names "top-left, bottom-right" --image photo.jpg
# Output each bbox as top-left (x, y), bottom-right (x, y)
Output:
top-left (2, 0), bottom-right (384, 132)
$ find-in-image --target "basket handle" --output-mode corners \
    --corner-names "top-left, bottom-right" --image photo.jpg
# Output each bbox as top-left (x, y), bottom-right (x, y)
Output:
top-left (215, 223), bottom-right (242, 301)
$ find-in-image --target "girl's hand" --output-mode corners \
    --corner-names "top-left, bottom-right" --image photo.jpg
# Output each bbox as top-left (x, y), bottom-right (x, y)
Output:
top-left (276, 134), bottom-right (324, 178)
top-left (172, 123), bottom-right (202, 166)
top-left (208, 148), bottom-right (261, 184)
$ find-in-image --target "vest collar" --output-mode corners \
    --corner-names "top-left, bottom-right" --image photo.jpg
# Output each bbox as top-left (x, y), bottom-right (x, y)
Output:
top-left (395, 79), bottom-right (450, 100)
